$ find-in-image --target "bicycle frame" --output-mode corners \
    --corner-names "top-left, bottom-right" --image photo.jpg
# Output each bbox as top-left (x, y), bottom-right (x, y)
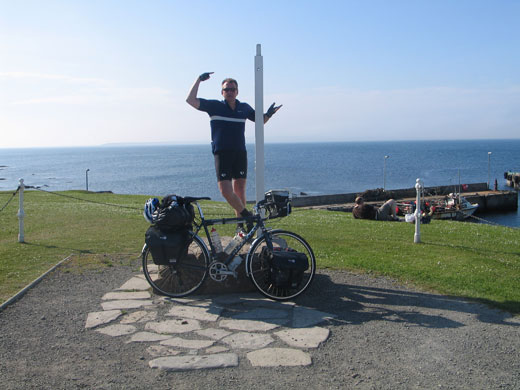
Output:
top-left (190, 201), bottom-right (272, 278)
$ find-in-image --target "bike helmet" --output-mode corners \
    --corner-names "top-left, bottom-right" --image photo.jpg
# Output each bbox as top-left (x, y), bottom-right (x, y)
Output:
top-left (143, 197), bottom-right (160, 223)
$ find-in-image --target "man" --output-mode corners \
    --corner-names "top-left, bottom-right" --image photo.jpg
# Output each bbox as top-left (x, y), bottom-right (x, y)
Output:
top-left (186, 72), bottom-right (281, 229)
top-left (352, 196), bottom-right (399, 221)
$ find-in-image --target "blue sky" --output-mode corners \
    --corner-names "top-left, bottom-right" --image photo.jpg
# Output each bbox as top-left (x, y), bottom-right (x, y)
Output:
top-left (1, 0), bottom-right (519, 148)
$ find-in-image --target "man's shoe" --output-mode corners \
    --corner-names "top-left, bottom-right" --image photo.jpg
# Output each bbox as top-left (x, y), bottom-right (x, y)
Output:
top-left (240, 209), bottom-right (254, 233)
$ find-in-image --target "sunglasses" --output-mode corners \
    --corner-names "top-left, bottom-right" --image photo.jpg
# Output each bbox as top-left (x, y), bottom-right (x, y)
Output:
top-left (222, 87), bottom-right (237, 92)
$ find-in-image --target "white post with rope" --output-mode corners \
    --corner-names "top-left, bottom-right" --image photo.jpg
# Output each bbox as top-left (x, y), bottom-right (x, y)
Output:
top-left (254, 43), bottom-right (265, 205)
top-left (414, 178), bottom-right (422, 243)
top-left (17, 178), bottom-right (25, 243)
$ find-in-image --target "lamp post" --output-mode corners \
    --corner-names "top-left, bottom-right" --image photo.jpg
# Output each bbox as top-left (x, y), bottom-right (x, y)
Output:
top-left (383, 155), bottom-right (389, 191)
top-left (487, 152), bottom-right (492, 190)
top-left (86, 169), bottom-right (90, 191)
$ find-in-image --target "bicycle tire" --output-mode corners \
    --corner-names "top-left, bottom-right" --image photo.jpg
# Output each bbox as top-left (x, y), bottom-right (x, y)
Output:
top-left (142, 234), bottom-right (209, 298)
top-left (246, 229), bottom-right (316, 301)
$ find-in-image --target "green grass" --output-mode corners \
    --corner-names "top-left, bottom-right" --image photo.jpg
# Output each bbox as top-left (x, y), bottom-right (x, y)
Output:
top-left (1, 190), bottom-right (519, 314)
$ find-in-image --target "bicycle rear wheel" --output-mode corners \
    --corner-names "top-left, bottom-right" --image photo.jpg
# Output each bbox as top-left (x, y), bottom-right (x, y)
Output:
top-left (142, 234), bottom-right (209, 298)
top-left (247, 229), bottom-right (316, 301)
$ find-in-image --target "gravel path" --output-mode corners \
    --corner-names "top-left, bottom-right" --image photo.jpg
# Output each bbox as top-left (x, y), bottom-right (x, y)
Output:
top-left (0, 257), bottom-right (519, 390)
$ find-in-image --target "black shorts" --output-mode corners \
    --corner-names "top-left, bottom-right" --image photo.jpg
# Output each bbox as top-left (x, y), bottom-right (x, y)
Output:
top-left (214, 151), bottom-right (247, 181)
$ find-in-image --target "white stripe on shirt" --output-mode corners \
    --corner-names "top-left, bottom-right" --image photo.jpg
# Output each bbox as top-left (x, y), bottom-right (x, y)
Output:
top-left (210, 116), bottom-right (247, 123)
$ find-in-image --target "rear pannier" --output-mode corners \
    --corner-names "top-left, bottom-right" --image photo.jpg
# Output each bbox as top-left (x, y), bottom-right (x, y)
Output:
top-left (145, 226), bottom-right (191, 266)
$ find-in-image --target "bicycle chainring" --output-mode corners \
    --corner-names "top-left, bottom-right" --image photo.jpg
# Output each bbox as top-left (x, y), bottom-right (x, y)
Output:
top-left (208, 261), bottom-right (228, 282)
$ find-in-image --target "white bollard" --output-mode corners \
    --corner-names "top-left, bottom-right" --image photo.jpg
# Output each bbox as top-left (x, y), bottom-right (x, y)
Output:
top-left (414, 178), bottom-right (422, 243)
top-left (17, 178), bottom-right (25, 243)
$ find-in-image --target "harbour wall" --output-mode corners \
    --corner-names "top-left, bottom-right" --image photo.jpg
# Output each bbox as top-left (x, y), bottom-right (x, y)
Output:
top-left (292, 182), bottom-right (518, 213)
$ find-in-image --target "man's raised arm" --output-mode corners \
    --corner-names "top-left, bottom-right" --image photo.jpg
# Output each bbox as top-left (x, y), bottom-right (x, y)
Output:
top-left (186, 72), bottom-right (213, 109)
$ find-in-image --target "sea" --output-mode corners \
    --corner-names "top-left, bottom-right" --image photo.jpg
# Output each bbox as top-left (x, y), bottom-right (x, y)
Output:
top-left (1, 139), bottom-right (519, 227)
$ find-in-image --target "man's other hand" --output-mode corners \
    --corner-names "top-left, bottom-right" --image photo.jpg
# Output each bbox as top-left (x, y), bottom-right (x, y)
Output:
top-left (266, 102), bottom-right (282, 118)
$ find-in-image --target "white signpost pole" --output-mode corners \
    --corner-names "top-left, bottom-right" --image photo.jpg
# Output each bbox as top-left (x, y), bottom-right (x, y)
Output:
top-left (18, 178), bottom-right (25, 243)
top-left (414, 178), bottom-right (423, 243)
top-left (254, 44), bottom-right (265, 204)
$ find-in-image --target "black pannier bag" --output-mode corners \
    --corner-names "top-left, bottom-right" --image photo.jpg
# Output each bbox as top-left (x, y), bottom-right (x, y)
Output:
top-left (153, 194), bottom-right (194, 231)
top-left (145, 226), bottom-right (191, 266)
top-left (262, 247), bottom-right (309, 289)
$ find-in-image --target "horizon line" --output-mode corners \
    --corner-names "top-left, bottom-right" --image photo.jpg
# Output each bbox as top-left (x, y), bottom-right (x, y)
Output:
top-left (1, 137), bottom-right (520, 150)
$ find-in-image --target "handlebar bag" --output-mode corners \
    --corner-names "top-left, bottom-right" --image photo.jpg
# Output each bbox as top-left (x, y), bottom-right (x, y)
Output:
top-left (264, 190), bottom-right (291, 218)
top-left (145, 226), bottom-right (190, 266)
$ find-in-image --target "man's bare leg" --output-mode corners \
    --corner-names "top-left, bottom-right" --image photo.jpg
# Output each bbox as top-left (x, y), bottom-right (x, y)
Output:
top-left (232, 178), bottom-right (247, 216)
top-left (218, 180), bottom-right (245, 216)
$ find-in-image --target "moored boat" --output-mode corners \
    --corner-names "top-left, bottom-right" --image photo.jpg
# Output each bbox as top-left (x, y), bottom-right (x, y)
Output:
top-left (399, 193), bottom-right (479, 221)
top-left (504, 171), bottom-right (520, 189)
top-left (428, 194), bottom-right (479, 220)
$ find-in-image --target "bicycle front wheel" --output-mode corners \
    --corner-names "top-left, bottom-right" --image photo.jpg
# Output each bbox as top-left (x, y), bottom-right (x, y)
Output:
top-left (142, 234), bottom-right (209, 298)
top-left (247, 230), bottom-right (316, 301)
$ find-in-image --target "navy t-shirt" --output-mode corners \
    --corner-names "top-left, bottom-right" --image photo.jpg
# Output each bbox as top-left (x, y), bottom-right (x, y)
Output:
top-left (198, 98), bottom-right (255, 153)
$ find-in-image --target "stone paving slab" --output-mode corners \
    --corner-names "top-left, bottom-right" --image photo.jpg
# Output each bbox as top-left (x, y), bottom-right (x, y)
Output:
top-left (85, 310), bottom-right (122, 329)
top-left (160, 337), bottom-right (215, 350)
top-left (292, 306), bottom-right (337, 328)
top-left (242, 297), bottom-right (297, 308)
top-left (231, 307), bottom-right (290, 320)
top-left (247, 348), bottom-right (312, 367)
top-left (221, 332), bottom-right (274, 350)
top-left (120, 310), bottom-right (157, 324)
top-left (205, 346), bottom-right (229, 354)
top-left (219, 318), bottom-right (287, 332)
top-left (96, 324), bottom-right (137, 337)
top-left (195, 327), bottom-right (232, 341)
top-left (145, 319), bottom-right (201, 334)
top-left (274, 327), bottom-right (330, 348)
top-left (211, 293), bottom-right (258, 305)
top-left (166, 305), bottom-right (222, 322)
top-left (102, 291), bottom-right (151, 300)
top-left (127, 332), bottom-right (172, 343)
top-left (149, 353), bottom-right (239, 371)
top-left (117, 277), bottom-right (150, 291)
top-left (101, 299), bottom-right (154, 311)
top-left (146, 345), bottom-right (181, 357)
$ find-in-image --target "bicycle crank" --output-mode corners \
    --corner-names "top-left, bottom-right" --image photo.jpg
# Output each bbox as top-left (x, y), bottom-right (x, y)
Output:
top-left (208, 261), bottom-right (235, 282)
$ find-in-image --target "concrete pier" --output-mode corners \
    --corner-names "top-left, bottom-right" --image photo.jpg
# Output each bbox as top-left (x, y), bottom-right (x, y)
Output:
top-left (292, 182), bottom-right (518, 213)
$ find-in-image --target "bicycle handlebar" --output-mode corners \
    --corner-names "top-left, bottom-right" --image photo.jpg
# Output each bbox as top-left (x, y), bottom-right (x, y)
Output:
top-left (184, 196), bottom-right (211, 204)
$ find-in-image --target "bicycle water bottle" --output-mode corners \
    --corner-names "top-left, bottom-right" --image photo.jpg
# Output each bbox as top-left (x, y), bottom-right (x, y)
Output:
top-left (210, 228), bottom-right (223, 253)
top-left (228, 255), bottom-right (243, 271)
top-left (224, 231), bottom-right (244, 255)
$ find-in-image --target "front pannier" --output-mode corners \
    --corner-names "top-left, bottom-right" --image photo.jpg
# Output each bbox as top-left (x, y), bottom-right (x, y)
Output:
top-left (145, 226), bottom-right (191, 266)
top-left (263, 247), bottom-right (309, 289)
